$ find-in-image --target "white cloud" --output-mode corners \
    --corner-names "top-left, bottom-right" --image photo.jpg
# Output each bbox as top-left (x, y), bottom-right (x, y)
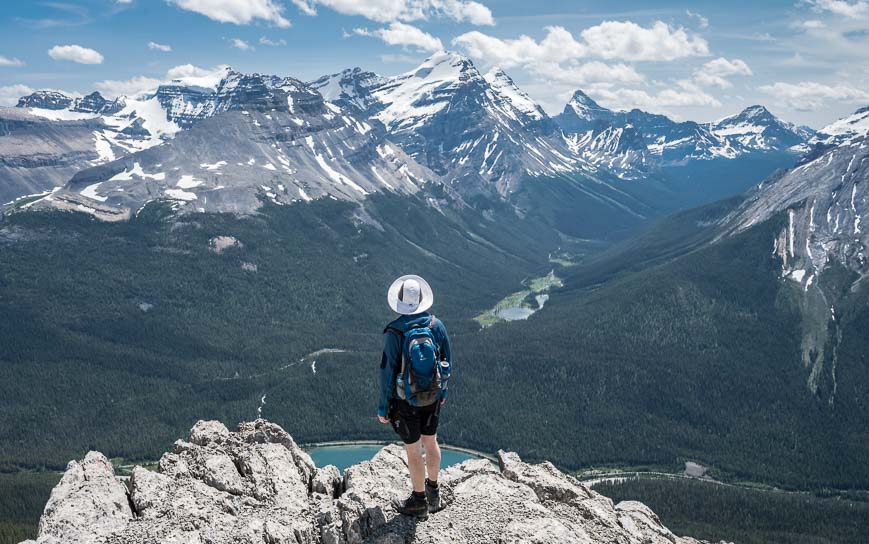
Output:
top-left (0, 55), bottom-right (25, 67)
top-left (48, 44), bottom-right (104, 64)
top-left (259, 36), bottom-right (287, 46)
top-left (354, 22), bottom-right (443, 52)
top-left (290, 0), bottom-right (493, 25)
top-left (592, 80), bottom-right (721, 114)
top-left (148, 41), bottom-right (172, 52)
top-left (532, 61), bottom-right (644, 86)
top-left (93, 64), bottom-right (230, 99)
top-left (453, 22), bottom-right (709, 68)
top-left (116, 0), bottom-right (133, 4)
top-left (580, 20), bottom-right (709, 61)
top-left (165, 63), bottom-right (228, 80)
top-left (453, 27), bottom-right (587, 69)
top-left (231, 38), bottom-right (254, 51)
top-left (0, 84), bottom-right (34, 106)
top-left (694, 57), bottom-right (752, 88)
top-left (759, 80), bottom-right (869, 110)
top-left (686, 9), bottom-right (709, 29)
top-left (168, 0), bottom-right (291, 27)
top-left (94, 76), bottom-right (163, 98)
top-left (805, 0), bottom-right (869, 19)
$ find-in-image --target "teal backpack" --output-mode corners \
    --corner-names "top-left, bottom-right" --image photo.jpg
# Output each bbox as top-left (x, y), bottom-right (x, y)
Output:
top-left (387, 315), bottom-right (450, 406)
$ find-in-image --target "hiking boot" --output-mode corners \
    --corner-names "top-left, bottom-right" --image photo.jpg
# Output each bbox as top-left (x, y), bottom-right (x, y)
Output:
top-left (394, 491), bottom-right (428, 519)
top-left (425, 479), bottom-right (442, 513)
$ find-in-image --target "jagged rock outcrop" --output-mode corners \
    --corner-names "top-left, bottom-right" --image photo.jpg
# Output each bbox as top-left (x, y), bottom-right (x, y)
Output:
top-left (22, 420), bottom-right (718, 544)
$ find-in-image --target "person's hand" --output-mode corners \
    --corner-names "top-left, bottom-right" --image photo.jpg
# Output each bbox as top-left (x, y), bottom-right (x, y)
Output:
top-left (440, 398), bottom-right (446, 406)
top-left (378, 415), bottom-right (390, 424)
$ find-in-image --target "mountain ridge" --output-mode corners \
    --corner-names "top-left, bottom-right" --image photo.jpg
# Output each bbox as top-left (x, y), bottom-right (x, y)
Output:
top-left (20, 419), bottom-right (722, 544)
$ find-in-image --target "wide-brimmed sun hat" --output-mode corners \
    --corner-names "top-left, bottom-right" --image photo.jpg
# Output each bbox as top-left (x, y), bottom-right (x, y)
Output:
top-left (387, 275), bottom-right (434, 315)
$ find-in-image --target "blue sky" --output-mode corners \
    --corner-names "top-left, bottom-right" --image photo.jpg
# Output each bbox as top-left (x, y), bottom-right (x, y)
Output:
top-left (1, 0), bottom-right (868, 127)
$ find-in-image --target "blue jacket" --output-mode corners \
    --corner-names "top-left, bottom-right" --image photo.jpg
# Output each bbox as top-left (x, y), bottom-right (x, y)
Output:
top-left (378, 312), bottom-right (451, 418)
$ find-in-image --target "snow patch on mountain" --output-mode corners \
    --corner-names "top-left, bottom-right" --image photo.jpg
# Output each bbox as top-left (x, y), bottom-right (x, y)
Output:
top-left (811, 107), bottom-right (869, 147)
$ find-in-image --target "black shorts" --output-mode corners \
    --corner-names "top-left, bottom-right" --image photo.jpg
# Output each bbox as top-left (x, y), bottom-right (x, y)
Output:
top-left (389, 399), bottom-right (440, 444)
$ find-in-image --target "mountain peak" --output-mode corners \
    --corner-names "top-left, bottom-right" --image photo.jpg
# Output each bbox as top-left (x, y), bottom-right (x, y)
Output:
top-left (812, 106), bottom-right (869, 146)
top-left (411, 50), bottom-right (481, 82)
top-left (740, 104), bottom-right (773, 118)
top-left (563, 89), bottom-right (611, 121)
top-left (16, 90), bottom-right (74, 110)
top-left (23, 419), bottom-right (710, 544)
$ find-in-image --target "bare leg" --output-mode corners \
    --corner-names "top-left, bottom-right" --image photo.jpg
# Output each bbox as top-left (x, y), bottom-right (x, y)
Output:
top-left (420, 434), bottom-right (441, 483)
top-left (404, 441), bottom-right (426, 493)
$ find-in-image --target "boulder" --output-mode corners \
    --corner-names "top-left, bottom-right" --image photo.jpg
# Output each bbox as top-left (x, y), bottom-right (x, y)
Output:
top-left (23, 419), bottom-right (720, 544)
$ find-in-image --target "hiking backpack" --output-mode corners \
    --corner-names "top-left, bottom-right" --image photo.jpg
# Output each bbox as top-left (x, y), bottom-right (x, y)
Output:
top-left (387, 315), bottom-right (450, 407)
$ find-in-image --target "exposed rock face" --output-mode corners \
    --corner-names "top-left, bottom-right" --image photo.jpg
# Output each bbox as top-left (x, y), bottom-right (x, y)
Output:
top-left (555, 92), bottom-right (810, 171)
top-left (312, 52), bottom-right (591, 198)
top-left (16, 91), bottom-right (74, 110)
top-left (23, 419), bottom-right (717, 544)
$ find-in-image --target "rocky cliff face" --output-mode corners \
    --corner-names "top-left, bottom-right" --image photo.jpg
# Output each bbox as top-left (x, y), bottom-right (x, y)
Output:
top-left (313, 52), bottom-right (592, 199)
top-left (22, 419), bottom-right (717, 544)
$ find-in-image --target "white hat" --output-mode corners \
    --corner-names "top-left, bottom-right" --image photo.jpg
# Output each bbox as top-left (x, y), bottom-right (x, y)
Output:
top-left (387, 275), bottom-right (434, 315)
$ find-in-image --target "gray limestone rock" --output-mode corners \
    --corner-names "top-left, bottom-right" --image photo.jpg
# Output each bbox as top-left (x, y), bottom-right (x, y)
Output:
top-left (23, 420), bottom-right (719, 544)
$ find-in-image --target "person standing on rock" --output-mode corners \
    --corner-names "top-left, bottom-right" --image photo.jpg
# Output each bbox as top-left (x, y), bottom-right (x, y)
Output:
top-left (377, 275), bottom-right (452, 519)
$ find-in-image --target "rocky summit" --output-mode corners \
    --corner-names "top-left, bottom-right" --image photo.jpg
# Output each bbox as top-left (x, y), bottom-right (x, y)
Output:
top-left (21, 419), bottom-right (719, 544)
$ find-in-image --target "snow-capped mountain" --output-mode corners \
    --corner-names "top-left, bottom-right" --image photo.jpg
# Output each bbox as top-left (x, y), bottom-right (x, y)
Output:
top-left (726, 114), bottom-right (868, 289)
top-left (312, 52), bottom-right (591, 197)
top-left (17, 90), bottom-right (124, 114)
top-left (718, 109), bottom-right (867, 399)
top-left (13, 70), bottom-right (436, 219)
top-left (557, 91), bottom-right (653, 178)
top-left (555, 91), bottom-right (812, 170)
top-left (711, 105), bottom-right (813, 153)
top-left (809, 106), bottom-right (869, 148)
top-left (307, 67), bottom-right (385, 115)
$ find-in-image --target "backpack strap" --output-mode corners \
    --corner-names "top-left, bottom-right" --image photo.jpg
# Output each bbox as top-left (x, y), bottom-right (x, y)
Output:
top-left (384, 326), bottom-right (406, 381)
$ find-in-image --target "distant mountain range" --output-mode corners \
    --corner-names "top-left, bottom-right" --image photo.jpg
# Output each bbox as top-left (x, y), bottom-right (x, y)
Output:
top-left (2, 51), bottom-right (825, 220)
top-left (555, 90), bottom-right (813, 176)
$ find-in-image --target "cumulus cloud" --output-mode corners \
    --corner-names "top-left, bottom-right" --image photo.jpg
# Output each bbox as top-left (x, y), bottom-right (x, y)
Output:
top-left (0, 55), bottom-right (25, 67)
top-left (759, 80), bottom-right (869, 110)
top-left (148, 41), bottom-right (172, 52)
top-left (93, 64), bottom-right (230, 99)
top-left (165, 63), bottom-right (228, 80)
top-left (231, 38), bottom-right (254, 51)
top-left (805, 0), bottom-right (869, 19)
top-left (0, 84), bottom-right (34, 106)
top-left (453, 27), bottom-right (586, 69)
top-left (532, 61), bottom-right (644, 87)
top-left (94, 76), bottom-right (163, 97)
top-left (354, 22), bottom-right (443, 52)
top-left (580, 20), bottom-right (709, 61)
top-left (168, 0), bottom-right (291, 27)
top-left (694, 57), bottom-right (752, 88)
top-left (590, 80), bottom-right (721, 115)
top-left (453, 22), bottom-right (708, 68)
top-left (259, 36), bottom-right (287, 46)
top-left (290, 0), bottom-right (494, 25)
top-left (48, 44), bottom-right (104, 64)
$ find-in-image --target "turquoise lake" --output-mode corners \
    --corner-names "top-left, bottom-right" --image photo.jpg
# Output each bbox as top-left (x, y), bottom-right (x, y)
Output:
top-left (306, 444), bottom-right (481, 472)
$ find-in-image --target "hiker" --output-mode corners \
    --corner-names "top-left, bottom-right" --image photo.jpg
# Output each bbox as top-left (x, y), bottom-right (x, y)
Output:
top-left (377, 275), bottom-right (452, 519)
